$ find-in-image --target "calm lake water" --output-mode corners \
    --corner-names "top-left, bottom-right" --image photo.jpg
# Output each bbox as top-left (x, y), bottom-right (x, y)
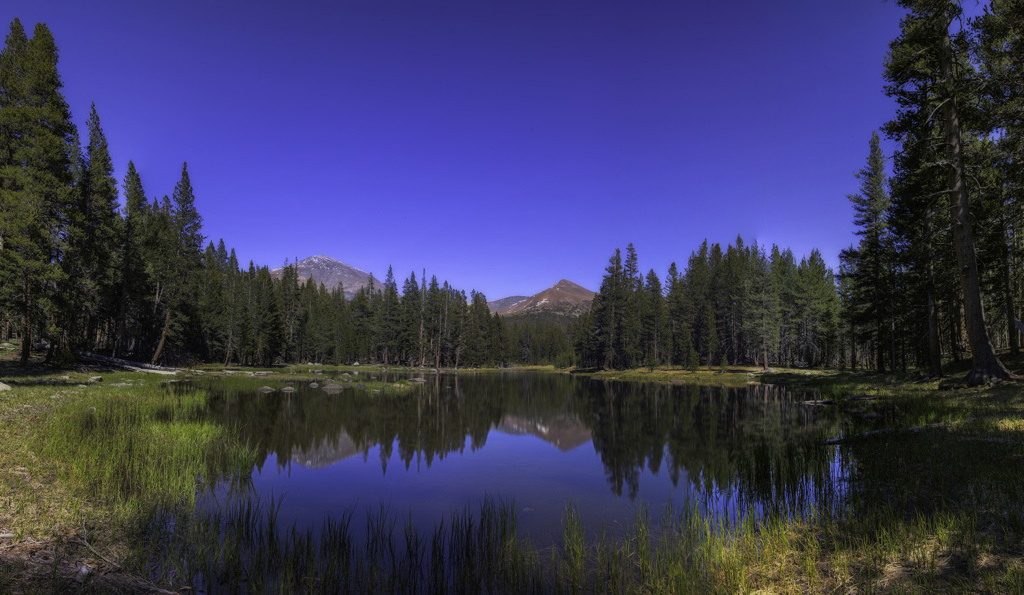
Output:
top-left (202, 371), bottom-right (845, 546)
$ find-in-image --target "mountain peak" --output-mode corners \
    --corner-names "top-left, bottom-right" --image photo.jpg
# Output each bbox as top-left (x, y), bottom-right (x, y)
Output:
top-left (491, 280), bottom-right (596, 317)
top-left (270, 255), bottom-right (371, 298)
top-left (553, 279), bottom-right (584, 291)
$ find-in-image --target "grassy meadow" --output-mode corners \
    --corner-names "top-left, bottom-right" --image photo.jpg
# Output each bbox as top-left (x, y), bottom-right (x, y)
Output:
top-left (1, 346), bottom-right (1024, 592)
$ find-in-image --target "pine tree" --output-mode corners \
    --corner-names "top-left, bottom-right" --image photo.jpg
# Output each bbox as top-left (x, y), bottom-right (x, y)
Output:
top-left (400, 271), bottom-right (422, 366)
top-left (114, 161), bottom-right (149, 358)
top-left (278, 258), bottom-right (302, 361)
top-left (464, 290), bottom-right (491, 367)
top-left (885, 0), bottom-right (1011, 384)
top-left (684, 242), bottom-right (711, 364)
top-left (81, 104), bottom-right (120, 346)
top-left (722, 236), bottom-right (748, 364)
top-left (621, 243), bottom-right (643, 367)
top-left (0, 20), bottom-right (76, 365)
top-left (375, 266), bottom-right (401, 364)
top-left (972, 2), bottom-right (1024, 357)
top-left (665, 262), bottom-right (692, 367)
top-left (845, 132), bottom-right (894, 372)
top-left (641, 268), bottom-right (669, 368)
top-left (591, 249), bottom-right (626, 368)
top-left (743, 242), bottom-right (780, 369)
top-left (222, 247), bottom-right (241, 364)
top-left (151, 163), bottom-right (204, 363)
top-left (199, 241), bottom-right (226, 360)
top-left (771, 246), bottom-right (797, 366)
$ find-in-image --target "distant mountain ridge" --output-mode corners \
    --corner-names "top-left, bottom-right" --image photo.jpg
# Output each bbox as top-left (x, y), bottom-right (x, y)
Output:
top-left (272, 257), bottom-right (595, 317)
top-left (486, 295), bottom-right (529, 314)
top-left (269, 255), bottom-right (371, 299)
top-left (490, 279), bottom-right (596, 318)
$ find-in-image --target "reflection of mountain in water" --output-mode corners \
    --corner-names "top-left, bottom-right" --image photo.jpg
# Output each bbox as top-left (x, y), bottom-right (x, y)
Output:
top-left (291, 431), bottom-right (360, 469)
top-left (494, 414), bottom-right (591, 452)
top-left (203, 372), bottom-right (841, 508)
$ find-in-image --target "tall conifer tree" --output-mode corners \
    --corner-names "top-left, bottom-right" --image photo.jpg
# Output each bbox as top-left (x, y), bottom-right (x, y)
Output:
top-left (885, 0), bottom-right (1011, 383)
top-left (0, 20), bottom-right (76, 364)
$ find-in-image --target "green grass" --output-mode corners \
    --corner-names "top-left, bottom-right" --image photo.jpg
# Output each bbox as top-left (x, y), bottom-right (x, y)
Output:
top-left (570, 364), bottom-right (762, 387)
top-left (31, 382), bottom-right (257, 517)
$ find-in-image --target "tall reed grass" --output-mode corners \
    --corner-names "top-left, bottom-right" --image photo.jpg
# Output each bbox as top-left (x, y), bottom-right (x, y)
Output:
top-left (31, 382), bottom-right (257, 519)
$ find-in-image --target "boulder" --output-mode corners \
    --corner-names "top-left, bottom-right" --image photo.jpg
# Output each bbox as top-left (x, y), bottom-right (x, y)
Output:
top-left (89, 376), bottom-right (103, 383)
top-left (309, 382), bottom-right (319, 388)
top-left (257, 386), bottom-right (275, 393)
top-left (0, 382), bottom-right (10, 391)
top-left (281, 386), bottom-right (295, 392)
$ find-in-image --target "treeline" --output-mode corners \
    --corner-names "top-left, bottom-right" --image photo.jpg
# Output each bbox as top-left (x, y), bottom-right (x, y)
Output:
top-left (571, 242), bottom-right (841, 370)
top-left (840, 0), bottom-right (1024, 384)
top-left (201, 263), bottom-right (572, 368)
top-left (0, 18), bottom-right (571, 369)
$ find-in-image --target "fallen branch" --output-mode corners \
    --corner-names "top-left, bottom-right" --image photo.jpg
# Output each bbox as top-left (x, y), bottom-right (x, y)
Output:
top-left (78, 352), bottom-right (178, 375)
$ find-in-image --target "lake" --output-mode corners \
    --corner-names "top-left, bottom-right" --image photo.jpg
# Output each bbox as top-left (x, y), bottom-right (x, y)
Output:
top-left (201, 371), bottom-right (845, 547)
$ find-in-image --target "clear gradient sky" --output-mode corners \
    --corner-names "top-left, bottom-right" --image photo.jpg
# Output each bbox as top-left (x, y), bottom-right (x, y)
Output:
top-left (5, 1), bottom-right (982, 299)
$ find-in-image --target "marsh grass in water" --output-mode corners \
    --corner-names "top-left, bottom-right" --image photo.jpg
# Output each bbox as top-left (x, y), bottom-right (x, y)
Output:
top-left (31, 381), bottom-right (257, 519)
top-left (134, 490), bottom-right (1023, 594)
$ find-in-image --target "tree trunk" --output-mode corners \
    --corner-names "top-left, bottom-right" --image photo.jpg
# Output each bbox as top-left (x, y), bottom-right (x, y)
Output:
top-left (951, 304), bottom-right (963, 362)
top-left (889, 268), bottom-right (896, 373)
top-left (223, 327), bottom-right (233, 366)
top-left (1005, 230), bottom-right (1018, 355)
top-left (925, 211), bottom-right (943, 377)
top-left (940, 29), bottom-right (1011, 385)
top-left (20, 275), bottom-right (30, 366)
top-left (850, 319), bottom-right (857, 373)
top-left (875, 263), bottom-right (885, 373)
top-left (151, 308), bottom-right (171, 365)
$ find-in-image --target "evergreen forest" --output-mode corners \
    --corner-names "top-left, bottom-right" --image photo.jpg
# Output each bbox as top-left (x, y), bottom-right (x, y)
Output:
top-left (4, 0), bottom-right (1024, 386)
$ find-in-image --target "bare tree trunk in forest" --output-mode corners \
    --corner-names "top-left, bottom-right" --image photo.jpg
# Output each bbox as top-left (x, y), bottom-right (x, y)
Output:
top-left (419, 269), bottom-right (426, 367)
top-left (112, 318), bottom-right (123, 359)
top-left (940, 30), bottom-right (1011, 384)
top-left (951, 305), bottom-right (963, 362)
top-left (925, 209), bottom-right (944, 377)
top-left (890, 307), bottom-right (897, 373)
top-left (20, 276), bottom-right (31, 366)
top-left (850, 321), bottom-right (857, 373)
top-left (927, 290), bottom-right (943, 377)
top-left (224, 327), bottom-right (232, 365)
top-left (1005, 233), bottom-right (1018, 355)
top-left (875, 268), bottom-right (885, 373)
top-left (152, 308), bottom-right (171, 365)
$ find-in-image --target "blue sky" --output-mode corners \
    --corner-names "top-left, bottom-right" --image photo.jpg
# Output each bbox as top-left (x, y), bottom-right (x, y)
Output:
top-left (6, 0), bottom-right (965, 299)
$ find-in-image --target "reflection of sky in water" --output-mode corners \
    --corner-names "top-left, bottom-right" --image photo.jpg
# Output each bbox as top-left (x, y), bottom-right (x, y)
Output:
top-left (251, 430), bottom-right (690, 547)
top-left (205, 375), bottom-right (845, 548)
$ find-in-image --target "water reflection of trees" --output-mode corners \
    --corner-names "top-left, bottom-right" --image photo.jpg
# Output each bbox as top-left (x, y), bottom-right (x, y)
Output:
top-left (205, 373), bottom-right (841, 510)
top-left (582, 381), bottom-right (842, 514)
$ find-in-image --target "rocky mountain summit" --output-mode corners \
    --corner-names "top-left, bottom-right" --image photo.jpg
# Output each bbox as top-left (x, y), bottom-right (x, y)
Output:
top-left (486, 295), bottom-right (529, 314)
top-left (490, 279), bottom-right (595, 318)
top-left (269, 255), bottom-right (372, 299)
